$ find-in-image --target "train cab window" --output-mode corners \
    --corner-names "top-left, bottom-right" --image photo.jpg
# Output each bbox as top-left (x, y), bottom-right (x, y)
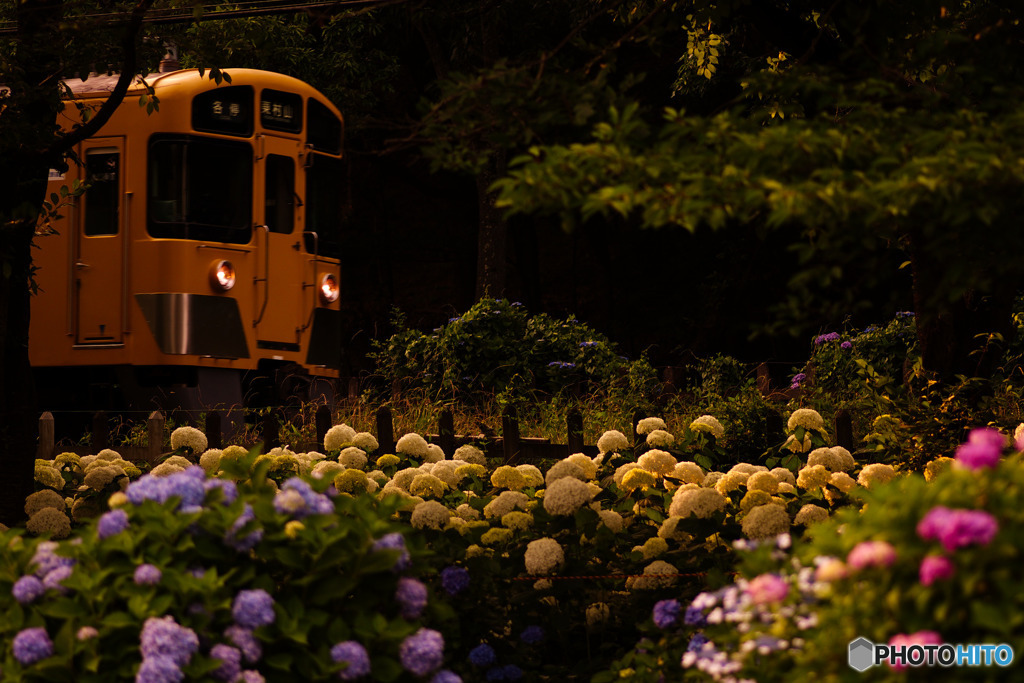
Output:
top-left (83, 148), bottom-right (119, 236)
top-left (191, 86), bottom-right (254, 137)
top-left (304, 153), bottom-right (344, 259)
top-left (147, 135), bottom-right (253, 244)
top-left (260, 89), bottom-right (302, 134)
top-left (307, 99), bottom-right (341, 154)
top-left (265, 154), bottom-right (295, 234)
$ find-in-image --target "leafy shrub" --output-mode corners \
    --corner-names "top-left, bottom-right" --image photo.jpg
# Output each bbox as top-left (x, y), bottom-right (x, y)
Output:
top-left (369, 299), bottom-right (656, 401)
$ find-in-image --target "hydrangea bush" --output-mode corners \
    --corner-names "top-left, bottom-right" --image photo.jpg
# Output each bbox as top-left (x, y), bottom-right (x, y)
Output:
top-left (1, 452), bottom-right (455, 682)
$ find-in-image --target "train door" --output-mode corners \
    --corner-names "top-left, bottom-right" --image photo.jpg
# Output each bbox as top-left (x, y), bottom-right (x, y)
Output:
top-left (74, 137), bottom-right (126, 344)
top-left (253, 134), bottom-right (305, 351)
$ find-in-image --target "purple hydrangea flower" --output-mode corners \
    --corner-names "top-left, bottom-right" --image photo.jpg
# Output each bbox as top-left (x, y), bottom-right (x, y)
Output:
top-left (440, 566), bottom-right (470, 596)
top-left (204, 479), bottom-right (239, 505)
top-left (225, 504), bottom-right (263, 552)
top-left (918, 506), bottom-right (998, 552)
top-left (687, 633), bottom-right (709, 652)
top-left (331, 641), bottom-right (371, 680)
top-left (239, 672), bottom-right (266, 683)
top-left (30, 541), bottom-right (75, 578)
top-left (224, 625), bottom-right (262, 663)
top-left (652, 599), bottom-right (681, 629)
top-left (431, 671), bottom-right (463, 683)
top-left (134, 564), bottom-right (163, 586)
top-left (468, 643), bottom-right (496, 667)
top-left (955, 433), bottom-right (1003, 470)
top-left (274, 478), bottom-right (335, 519)
top-left (919, 555), bottom-right (955, 586)
top-left (814, 332), bottom-right (841, 345)
top-left (399, 628), bottom-right (445, 677)
top-left (140, 616), bottom-right (199, 667)
top-left (13, 627), bottom-right (53, 665)
top-left (847, 541), bottom-right (897, 570)
top-left (840, 341), bottom-right (852, 350)
top-left (232, 589), bottom-right (276, 629)
top-left (210, 644), bottom-right (242, 682)
top-left (42, 565), bottom-right (73, 593)
top-left (395, 577), bottom-right (428, 619)
top-left (12, 575), bottom-right (45, 604)
top-left (372, 533), bottom-right (411, 572)
top-left (97, 508), bottom-right (130, 539)
top-left (519, 625), bottom-right (544, 644)
top-left (137, 655), bottom-right (184, 683)
top-left (683, 604), bottom-right (707, 627)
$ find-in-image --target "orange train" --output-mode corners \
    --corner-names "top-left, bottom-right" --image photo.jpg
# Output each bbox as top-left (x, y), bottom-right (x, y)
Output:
top-left (32, 68), bottom-right (345, 415)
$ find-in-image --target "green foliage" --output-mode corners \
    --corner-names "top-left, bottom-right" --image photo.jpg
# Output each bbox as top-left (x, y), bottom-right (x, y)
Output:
top-left (369, 298), bottom-right (657, 402)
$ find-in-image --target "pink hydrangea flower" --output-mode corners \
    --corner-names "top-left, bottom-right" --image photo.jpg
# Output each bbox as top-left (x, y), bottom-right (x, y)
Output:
top-left (918, 555), bottom-right (955, 586)
top-left (745, 573), bottom-right (789, 605)
top-left (847, 540), bottom-right (897, 570)
top-left (917, 506), bottom-right (998, 552)
top-left (954, 429), bottom-right (1004, 470)
top-left (886, 631), bottom-right (943, 670)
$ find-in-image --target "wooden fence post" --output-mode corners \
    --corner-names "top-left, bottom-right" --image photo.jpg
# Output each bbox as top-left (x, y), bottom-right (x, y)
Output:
top-left (205, 412), bottom-right (222, 450)
top-left (315, 405), bottom-right (332, 452)
top-left (376, 406), bottom-right (394, 454)
top-left (502, 405), bottom-right (520, 461)
top-left (834, 409), bottom-right (853, 451)
top-left (37, 412), bottom-right (54, 459)
top-left (263, 410), bottom-right (281, 450)
top-left (439, 408), bottom-right (455, 457)
top-left (92, 411), bottom-right (109, 452)
top-left (756, 363), bottom-right (771, 396)
top-left (148, 411), bottom-right (165, 465)
top-left (567, 408), bottom-right (584, 456)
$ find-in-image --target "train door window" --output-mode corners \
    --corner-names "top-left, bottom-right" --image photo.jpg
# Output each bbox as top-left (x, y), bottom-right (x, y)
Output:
top-left (307, 99), bottom-right (341, 154)
top-left (265, 154), bottom-right (295, 234)
top-left (83, 148), bottom-right (119, 236)
top-left (304, 153), bottom-right (344, 259)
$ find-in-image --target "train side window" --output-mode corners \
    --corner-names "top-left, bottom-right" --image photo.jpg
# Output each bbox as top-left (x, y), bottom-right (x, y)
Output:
top-left (265, 154), bottom-right (295, 234)
top-left (83, 149), bottom-right (119, 236)
top-left (304, 153), bottom-right (345, 259)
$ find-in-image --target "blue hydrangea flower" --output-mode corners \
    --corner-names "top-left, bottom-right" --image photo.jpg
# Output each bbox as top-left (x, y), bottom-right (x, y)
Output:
top-left (210, 644), bottom-right (242, 682)
top-left (440, 566), bottom-right (469, 596)
top-left (134, 564), bottom-right (163, 586)
top-left (12, 575), bottom-right (45, 604)
top-left (274, 478), bottom-right (334, 519)
top-left (224, 625), bottom-right (262, 663)
top-left (140, 616), bottom-right (199, 667)
top-left (652, 599), bottom-right (680, 629)
top-left (97, 508), bottom-right (130, 539)
top-left (204, 479), bottom-right (238, 505)
top-left (371, 533), bottom-right (411, 572)
top-left (683, 605), bottom-right (707, 627)
top-left (30, 541), bottom-right (76, 578)
top-left (399, 628), bottom-right (445, 677)
top-left (395, 577), bottom-right (428, 619)
top-left (136, 655), bottom-right (184, 683)
top-left (232, 589), bottom-right (276, 629)
top-left (430, 671), bottom-right (462, 683)
top-left (331, 641), bottom-right (371, 680)
top-left (468, 643), bottom-right (495, 667)
top-left (13, 627), bottom-right (53, 665)
top-left (687, 633), bottom-right (709, 652)
top-left (519, 625), bottom-right (544, 645)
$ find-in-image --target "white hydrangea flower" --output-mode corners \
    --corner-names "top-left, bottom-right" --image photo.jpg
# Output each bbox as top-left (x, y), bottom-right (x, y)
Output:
top-left (628, 560), bottom-right (679, 590)
top-left (453, 444), bottom-right (487, 465)
top-left (689, 415), bottom-right (725, 440)
top-left (566, 453), bottom-right (598, 480)
top-left (672, 461), bottom-right (705, 485)
top-left (586, 602), bottom-right (611, 625)
top-left (515, 464), bottom-right (544, 487)
top-left (545, 459), bottom-right (585, 486)
top-left (525, 537), bottom-right (565, 575)
top-left (324, 424), bottom-right (357, 451)
top-left (338, 447), bottom-right (368, 470)
top-left (597, 429), bottom-right (629, 453)
top-left (636, 417), bottom-right (667, 435)
top-left (410, 500), bottom-right (451, 530)
top-left (169, 426), bottom-right (207, 454)
top-left (311, 460), bottom-right (345, 481)
top-left (769, 467), bottom-right (796, 486)
top-left (424, 443), bottom-right (445, 463)
top-left (645, 429), bottom-right (676, 448)
top-left (395, 433), bottom-right (430, 458)
top-left (741, 504), bottom-right (791, 539)
top-left (857, 463), bottom-right (897, 489)
top-left (669, 487), bottom-right (727, 519)
top-left (598, 509), bottom-right (624, 533)
top-left (787, 408), bottom-right (825, 432)
top-left (794, 504), bottom-right (829, 525)
top-left (351, 432), bottom-right (379, 452)
top-left (638, 449), bottom-right (677, 477)
top-left (612, 462), bottom-right (643, 486)
top-left (483, 491), bottom-right (531, 519)
top-left (542, 477), bottom-right (593, 516)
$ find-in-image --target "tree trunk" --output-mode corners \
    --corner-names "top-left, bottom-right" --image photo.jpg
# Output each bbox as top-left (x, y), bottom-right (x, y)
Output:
top-left (475, 150), bottom-right (508, 300)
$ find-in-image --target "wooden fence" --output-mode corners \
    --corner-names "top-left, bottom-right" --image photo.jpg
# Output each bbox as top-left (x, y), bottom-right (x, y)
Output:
top-left (37, 403), bottom-right (855, 466)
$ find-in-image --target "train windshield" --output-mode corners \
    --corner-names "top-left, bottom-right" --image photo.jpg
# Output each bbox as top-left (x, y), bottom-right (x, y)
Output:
top-left (147, 135), bottom-right (253, 243)
top-left (304, 153), bottom-right (344, 259)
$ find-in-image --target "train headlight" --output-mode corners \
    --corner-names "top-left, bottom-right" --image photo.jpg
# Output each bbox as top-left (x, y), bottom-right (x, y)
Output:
top-left (318, 272), bottom-right (339, 304)
top-left (209, 260), bottom-right (236, 291)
